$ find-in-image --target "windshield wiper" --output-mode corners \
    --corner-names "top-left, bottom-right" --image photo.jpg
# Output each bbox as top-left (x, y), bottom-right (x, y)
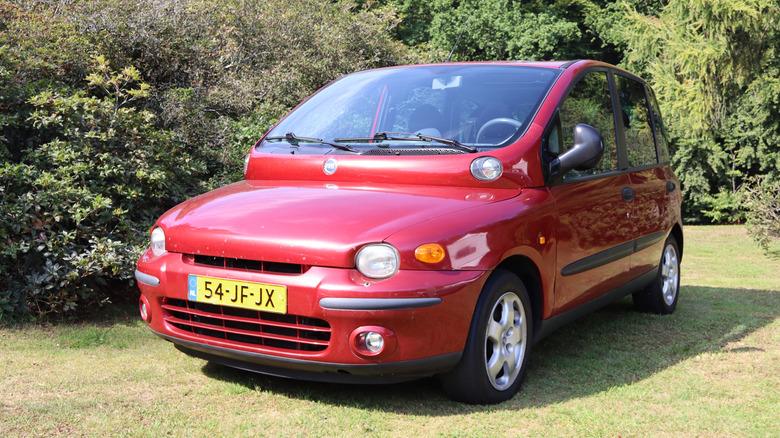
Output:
top-left (335, 131), bottom-right (477, 153)
top-left (266, 132), bottom-right (357, 153)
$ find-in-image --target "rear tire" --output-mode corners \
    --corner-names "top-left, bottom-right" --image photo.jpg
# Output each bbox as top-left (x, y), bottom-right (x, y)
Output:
top-left (438, 270), bottom-right (532, 404)
top-left (633, 235), bottom-right (680, 314)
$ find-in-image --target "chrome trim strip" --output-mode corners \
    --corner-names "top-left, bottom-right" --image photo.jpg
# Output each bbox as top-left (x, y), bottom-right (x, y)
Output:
top-left (319, 297), bottom-right (441, 311)
top-left (135, 269), bottom-right (160, 287)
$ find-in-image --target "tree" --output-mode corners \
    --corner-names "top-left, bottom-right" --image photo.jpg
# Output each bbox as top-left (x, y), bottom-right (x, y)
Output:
top-left (620, 0), bottom-right (780, 222)
top-left (369, 0), bottom-right (666, 63)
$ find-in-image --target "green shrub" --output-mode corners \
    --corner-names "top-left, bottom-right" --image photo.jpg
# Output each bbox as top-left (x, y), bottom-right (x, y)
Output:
top-left (742, 176), bottom-right (780, 253)
top-left (702, 189), bottom-right (746, 224)
top-left (0, 58), bottom-right (206, 316)
top-left (0, 0), bottom-right (418, 317)
top-left (63, 0), bottom-right (420, 182)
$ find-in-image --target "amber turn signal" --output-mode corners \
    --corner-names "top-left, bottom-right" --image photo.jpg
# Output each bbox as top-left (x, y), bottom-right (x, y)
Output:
top-left (415, 243), bottom-right (446, 264)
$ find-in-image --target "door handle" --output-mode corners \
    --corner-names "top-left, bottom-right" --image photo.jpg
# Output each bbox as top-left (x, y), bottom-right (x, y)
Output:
top-left (622, 186), bottom-right (635, 202)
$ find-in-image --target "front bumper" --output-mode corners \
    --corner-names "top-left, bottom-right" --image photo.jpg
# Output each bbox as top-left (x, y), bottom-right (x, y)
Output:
top-left (155, 329), bottom-right (462, 383)
top-left (136, 250), bottom-right (487, 381)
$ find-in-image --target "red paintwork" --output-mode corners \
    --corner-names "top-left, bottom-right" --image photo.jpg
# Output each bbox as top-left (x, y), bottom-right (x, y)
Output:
top-left (135, 60), bottom-right (682, 378)
top-left (156, 180), bottom-right (524, 268)
top-left (137, 249), bottom-right (486, 363)
top-left (549, 173), bottom-right (635, 313)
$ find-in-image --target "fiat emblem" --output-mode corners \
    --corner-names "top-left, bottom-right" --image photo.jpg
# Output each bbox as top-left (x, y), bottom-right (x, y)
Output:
top-left (323, 158), bottom-right (338, 175)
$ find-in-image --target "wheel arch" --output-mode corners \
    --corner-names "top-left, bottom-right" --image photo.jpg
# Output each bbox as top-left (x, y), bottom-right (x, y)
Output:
top-left (494, 256), bottom-right (544, 344)
top-left (670, 223), bottom-right (683, 261)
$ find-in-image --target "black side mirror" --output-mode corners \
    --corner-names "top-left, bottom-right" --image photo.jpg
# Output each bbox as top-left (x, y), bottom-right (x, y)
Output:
top-left (549, 124), bottom-right (604, 179)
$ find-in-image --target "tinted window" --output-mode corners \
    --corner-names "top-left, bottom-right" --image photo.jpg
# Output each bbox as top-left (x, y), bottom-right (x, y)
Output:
top-left (647, 87), bottom-right (671, 162)
top-left (616, 75), bottom-right (657, 167)
top-left (548, 71), bottom-right (618, 180)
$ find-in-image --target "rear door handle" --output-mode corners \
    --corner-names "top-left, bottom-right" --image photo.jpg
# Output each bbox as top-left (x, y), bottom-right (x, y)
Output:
top-left (622, 186), bottom-right (635, 202)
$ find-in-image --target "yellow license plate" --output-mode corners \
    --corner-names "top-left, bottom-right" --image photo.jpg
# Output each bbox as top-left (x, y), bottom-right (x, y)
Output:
top-left (187, 274), bottom-right (287, 314)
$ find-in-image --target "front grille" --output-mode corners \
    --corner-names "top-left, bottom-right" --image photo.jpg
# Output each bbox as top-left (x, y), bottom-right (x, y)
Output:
top-left (188, 254), bottom-right (306, 275)
top-left (162, 299), bottom-right (331, 352)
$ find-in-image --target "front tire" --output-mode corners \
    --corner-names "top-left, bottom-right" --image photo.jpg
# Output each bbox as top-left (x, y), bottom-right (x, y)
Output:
top-left (633, 235), bottom-right (680, 314)
top-left (438, 270), bottom-right (532, 404)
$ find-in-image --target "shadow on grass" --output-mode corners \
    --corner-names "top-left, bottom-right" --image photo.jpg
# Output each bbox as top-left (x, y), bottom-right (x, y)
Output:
top-left (199, 286), bottom-right (778, 413)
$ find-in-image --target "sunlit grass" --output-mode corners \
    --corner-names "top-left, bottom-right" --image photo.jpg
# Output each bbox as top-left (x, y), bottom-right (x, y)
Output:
top-left (1, 226), bottom-right (778, 437)
top-left (683, 225), bottom-right (780, 290)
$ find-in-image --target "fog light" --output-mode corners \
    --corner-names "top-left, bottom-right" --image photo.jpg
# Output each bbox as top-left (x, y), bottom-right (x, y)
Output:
top-left (349, 326), bottom-right (397, 359)
top-left (139, 295), bottom-right (152, 323)
top-left (364, 332), bottom-right (384, 353)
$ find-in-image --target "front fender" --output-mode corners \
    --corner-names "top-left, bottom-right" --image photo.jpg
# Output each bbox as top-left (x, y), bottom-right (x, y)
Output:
top-left (386, 188), bottom-right (557, 274)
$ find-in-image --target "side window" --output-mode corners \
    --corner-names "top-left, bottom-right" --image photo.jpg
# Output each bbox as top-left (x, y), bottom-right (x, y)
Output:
top-left (647, 87), bottom-right (671, 162)
top-left (616, 75), bottom-right (657, 167)
top-left (554, 71), bottom-right (618, 180)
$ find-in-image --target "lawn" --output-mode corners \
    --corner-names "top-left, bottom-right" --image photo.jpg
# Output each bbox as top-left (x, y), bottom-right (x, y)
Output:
top-left (1, 226), bottom-right (778, 437)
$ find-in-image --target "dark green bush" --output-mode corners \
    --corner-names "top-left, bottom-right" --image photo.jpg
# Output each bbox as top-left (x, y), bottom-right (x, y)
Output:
top-left (0, 0), bottom-right (418, 317)
top-left (1, 58), bottom-right (205, 316)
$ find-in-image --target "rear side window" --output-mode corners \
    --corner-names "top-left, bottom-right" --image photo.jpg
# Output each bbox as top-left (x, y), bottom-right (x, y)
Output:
top-left (647, 87), bottom-right (671, 162)
top-left (616, 75), bottom-right (657, 167)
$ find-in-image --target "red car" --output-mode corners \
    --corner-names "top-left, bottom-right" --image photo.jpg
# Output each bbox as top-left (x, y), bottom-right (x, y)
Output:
top-left (135, 60), bottom-right (682, 404)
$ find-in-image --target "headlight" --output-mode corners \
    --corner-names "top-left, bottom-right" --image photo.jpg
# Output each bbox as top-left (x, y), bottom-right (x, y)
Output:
top-left (355, 244), bottom-right (399, 279)
top-left (150, 227), bottom-right (166, 258)
top-left (470, 156), bottom-right (503, 181)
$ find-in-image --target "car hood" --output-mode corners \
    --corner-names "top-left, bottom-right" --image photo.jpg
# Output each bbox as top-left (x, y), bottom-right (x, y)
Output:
top-left (157, 180), bottom-right (520, 267)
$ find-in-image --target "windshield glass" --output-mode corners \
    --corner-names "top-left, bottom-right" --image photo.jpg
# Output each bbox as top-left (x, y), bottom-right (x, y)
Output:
top-left (260, 65), bottom-right (560, 155)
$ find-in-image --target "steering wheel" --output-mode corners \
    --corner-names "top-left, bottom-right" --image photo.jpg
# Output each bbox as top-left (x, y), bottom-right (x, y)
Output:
top-left (476, 118), bottom-right (523, 144)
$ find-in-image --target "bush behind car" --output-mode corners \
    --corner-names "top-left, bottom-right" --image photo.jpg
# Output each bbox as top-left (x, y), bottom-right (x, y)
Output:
top-left (0, 0), bottom-right (421, 317)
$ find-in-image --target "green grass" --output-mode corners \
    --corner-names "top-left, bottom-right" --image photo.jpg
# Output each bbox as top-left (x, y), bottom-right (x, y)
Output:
top-left (683, 225), bottom-right (780, 290)
top-left (1, 226), bottom-right (778, 437)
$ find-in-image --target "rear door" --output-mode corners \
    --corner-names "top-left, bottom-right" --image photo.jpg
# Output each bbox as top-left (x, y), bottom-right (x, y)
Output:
top-left (613, 73), bottom-right (678, 278)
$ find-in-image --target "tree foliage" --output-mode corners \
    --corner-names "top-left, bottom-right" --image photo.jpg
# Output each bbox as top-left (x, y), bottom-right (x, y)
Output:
top-left (0, 0), bottom-right (418, 317)
top-left (387, 0), bottom-right (591, 61)
top-left (371, 0), bottom-right (666, 63)
top-left (620, 0), bottom-right (780, 222)
top-left (1, 58), bottom-right (198, 315)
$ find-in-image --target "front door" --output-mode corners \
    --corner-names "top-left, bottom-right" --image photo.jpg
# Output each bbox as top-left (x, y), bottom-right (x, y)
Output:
top-left (544, 70), bottom-right (636, 314)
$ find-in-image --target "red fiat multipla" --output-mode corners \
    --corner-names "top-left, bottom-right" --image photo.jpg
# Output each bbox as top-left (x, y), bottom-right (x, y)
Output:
top-left (135, 60), bottom-right (682, 404)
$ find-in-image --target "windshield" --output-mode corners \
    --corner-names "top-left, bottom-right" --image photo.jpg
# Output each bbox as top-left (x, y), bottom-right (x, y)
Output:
top-left (260, 65), bottom-right (560, 155)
